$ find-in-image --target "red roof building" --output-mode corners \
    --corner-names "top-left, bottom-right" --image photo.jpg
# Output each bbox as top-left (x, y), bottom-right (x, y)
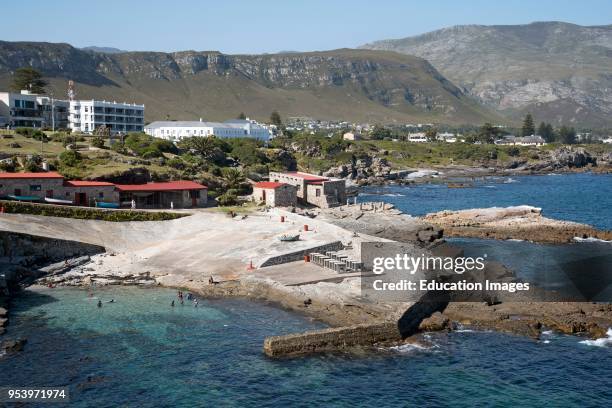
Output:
top-left (115, 181), bottom-right (206, 192)
top-left (0, 172), bottom-right (64, 179)
top-left (0, 172), bottom-right (207, 209)
top-left (253, 181), bottom-right (287, 189)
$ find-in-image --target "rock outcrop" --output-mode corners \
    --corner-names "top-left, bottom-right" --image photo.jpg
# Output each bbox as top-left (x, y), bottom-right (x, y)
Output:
top-left (423, 206), bottom-right (612, 243)
top-left (361, 22), bottom-right (612, 127)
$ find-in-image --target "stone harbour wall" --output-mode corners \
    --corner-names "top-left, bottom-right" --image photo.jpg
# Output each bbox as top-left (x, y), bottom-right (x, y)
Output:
top-left (263, 322), bottom-right (402, 357)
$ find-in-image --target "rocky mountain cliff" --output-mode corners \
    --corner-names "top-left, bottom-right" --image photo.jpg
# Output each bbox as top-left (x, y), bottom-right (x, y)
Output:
top-left (361, 22), bottom-right (612, 127)
top-left (0, 41), bottom-right (499, 124)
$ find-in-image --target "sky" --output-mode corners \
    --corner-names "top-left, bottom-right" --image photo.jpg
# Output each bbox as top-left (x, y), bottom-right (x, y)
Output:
top-left (3, 0), bottom-right (611, 54)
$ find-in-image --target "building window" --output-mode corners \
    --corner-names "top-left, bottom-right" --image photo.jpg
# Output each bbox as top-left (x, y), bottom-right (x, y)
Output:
top-left (30, 185), bottom-right (42, 192)
top-left (316, 188), bottom-right (321, 197)
top-left (98, 192), bottom-right (104, 198)
top-left (66, 192), bottom-right (71, 197)
top-left (189, 190), bottom-right (200, 199)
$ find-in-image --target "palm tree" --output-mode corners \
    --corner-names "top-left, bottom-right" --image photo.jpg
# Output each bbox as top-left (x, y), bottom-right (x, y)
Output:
top-left (222, 167), bottom-right (246, 190)
top-left (180, 136), bottom-right (217, 160)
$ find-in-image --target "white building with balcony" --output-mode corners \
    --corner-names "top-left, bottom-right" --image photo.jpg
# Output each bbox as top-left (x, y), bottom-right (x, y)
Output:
top-left (69, 100), bottom-right (145, 134)
top-left (0, 90), bottom-right (44, 128)
top-left (145, 118), bottom-right (271, 142)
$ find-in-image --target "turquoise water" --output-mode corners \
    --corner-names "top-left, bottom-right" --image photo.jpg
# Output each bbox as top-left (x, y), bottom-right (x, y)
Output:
top-left (359, 173), bottom-right (612, 230)
top-left (1, 286), bottom-right (611, 407)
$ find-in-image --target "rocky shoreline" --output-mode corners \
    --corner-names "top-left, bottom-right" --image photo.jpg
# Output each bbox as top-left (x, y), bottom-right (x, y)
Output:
top-left (423, 206), bottom-right (612, 244)
top-left (322, 146), bottom-right (611, 186)
top-left (2, 203), bottom-right (611, 357)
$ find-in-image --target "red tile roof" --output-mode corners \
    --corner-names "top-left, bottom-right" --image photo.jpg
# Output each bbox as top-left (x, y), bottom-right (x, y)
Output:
top-left (254, 181), bottom-right (286, 189)
top-left (0, 171), bottom-right (64, 179)
top-left (115, 180), bottom-right (206, 192)
top-left (64, 180), bottom-right (116, 187)
top-left (284, 172), bottom-right (328, 182)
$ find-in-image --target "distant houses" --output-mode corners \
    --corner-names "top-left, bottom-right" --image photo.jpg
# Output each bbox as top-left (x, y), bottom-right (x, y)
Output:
top-left (494, 135), bottom-right (546, 146)
top-left (343, 131), bottom-right (361, 141)
top-left (407, 132), bottom-right (428, 142)
top-left (144, 118), bottom-right (271, 142)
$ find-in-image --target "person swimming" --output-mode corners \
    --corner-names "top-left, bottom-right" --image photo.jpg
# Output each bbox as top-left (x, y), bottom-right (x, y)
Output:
top-left (106, 299), bottom-right (115, 303)
top-left (171, 300), bottom-right (175, 307)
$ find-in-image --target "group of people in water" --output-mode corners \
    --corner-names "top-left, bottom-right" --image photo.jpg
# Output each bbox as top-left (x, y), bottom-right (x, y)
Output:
top-left (172, 290), bottom-right (199, 308)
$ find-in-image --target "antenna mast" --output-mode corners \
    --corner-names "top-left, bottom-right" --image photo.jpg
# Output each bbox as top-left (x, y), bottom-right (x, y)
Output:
top-left (67, 80), bottom-right (76, 101)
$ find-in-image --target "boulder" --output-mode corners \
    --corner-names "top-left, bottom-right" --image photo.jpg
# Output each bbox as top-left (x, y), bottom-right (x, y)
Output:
top-left (419, 312), bottom-right (450, 332)
top-left (549, 146), bottom-right (596, 168)
top-left (1, 338), bottom-right (27, 353)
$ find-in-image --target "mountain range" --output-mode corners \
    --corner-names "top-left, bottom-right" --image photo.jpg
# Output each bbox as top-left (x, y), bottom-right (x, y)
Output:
top-left (361, 21), bottom-right (612, 127)
top-left (0, 21), bottom-right (609, 127)
top-left (0, 42), bottom-right (496, 125)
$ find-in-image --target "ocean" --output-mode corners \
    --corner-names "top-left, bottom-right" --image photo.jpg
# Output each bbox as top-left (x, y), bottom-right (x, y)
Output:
top-left (1, 286), bottom-right (611, 407)
top-left (358, 172), bottom-right (612, 230)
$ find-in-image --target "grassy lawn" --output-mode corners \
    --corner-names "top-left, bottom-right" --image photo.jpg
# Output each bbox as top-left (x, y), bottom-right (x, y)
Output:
top-left (0, 134), bottom-right (65, 158)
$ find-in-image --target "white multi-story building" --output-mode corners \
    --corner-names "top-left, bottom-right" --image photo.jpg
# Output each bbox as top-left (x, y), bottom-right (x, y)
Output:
top-left (145, 118), bottom-right (271, 142)
top-left (1, 90), bottom-right (143, 133)
top-left (0, 90), bottom-right (44, 128)
top-left (69, 99), bottom-right (144, 134)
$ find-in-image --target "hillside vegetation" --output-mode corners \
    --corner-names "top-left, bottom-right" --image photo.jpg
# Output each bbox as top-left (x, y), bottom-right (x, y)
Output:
top-left (0, 41), bottom-right (501, 125)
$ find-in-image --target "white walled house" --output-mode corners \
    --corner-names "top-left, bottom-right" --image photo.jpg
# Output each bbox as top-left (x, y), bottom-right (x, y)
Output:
top-left (407, 132), bottom-right (428, 142)
top-left (145, 118), bottom-right (271, 142)
top-left (69, 100), bottom-right (144, 134)
top-left (0, 90), bottom-right (43, 128)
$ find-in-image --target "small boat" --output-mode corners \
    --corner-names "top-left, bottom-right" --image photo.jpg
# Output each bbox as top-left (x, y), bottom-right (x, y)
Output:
top-left (278, 234), bottom-right (300, 242)
top-left (45, 197), bottom-right (73, 205)
top-left (7, 195), bottom-right (41, 202)
top-left (96, 201), bottom-right (120, 209)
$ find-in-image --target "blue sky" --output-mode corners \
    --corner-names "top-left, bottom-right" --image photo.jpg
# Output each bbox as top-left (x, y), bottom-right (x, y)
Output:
top-left (3, 0), bottom-right (610, 53)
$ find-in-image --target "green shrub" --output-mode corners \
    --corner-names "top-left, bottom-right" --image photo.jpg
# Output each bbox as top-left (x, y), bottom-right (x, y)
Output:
top-left (59, 150), bottom-right (82, 167)
top-left (507, 147), bottom-right (521, 157)
top-left (216, 192), bottom-right (237, 206)
top-left (91, 137), bottom-right (105, 148)
top-left (0, 200), bottom-right (188, 222)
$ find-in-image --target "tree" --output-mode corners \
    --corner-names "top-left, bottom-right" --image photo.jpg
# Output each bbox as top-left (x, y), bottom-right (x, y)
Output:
top-left (237, 112), bottom-right (246, 120)
top-left (477, 123), bottom-right (501, 144)
top-left (521, 113), bottom-right (535, 137)
top-left (425, 127), bottom-right (438, 142)
top-left (180, 136), bottom-right (224, 162)
top-left (270, 111), bottom-right (282, 127)
top-left (11, 67), bottom-right (47, 94)
top-left (558, 126), bottom-right (576, 144)
top-left (222, 167), bottom-right (246, 191)
top-left (370, 125), bottom-right (392, 140)
top-left (537, 122), bottom-right (555, 143)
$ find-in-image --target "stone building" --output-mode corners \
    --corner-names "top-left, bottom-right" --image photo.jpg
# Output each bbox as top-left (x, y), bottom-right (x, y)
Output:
top-left (268, 171), bottom-right (346, 208)
top-left (252, 182), bottom-right (297, 207)
top-left (343, 131), bottom-right (361, 141)
top-left (115, 181), bottom-right (207, 208)
top-left (0, 172), bottom-right (207, 208)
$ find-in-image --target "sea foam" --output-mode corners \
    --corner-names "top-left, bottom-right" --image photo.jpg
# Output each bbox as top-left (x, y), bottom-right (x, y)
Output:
top-left (580, 328), bottom-right (612, 347)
